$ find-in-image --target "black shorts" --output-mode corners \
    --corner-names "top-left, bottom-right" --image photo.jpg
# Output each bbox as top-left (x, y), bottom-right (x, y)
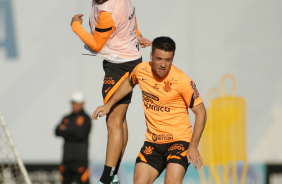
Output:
top-left (102, 57), bottom-right (142, 104)
top-left (136, 141), bottom-right (190, 175)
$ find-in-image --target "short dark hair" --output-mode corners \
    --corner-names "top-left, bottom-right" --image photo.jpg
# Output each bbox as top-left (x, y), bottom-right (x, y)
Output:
top-left (152, 36), bottom-right (176, 54)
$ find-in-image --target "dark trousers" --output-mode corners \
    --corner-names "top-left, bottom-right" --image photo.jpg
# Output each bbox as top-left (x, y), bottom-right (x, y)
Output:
top-left (59, 162), bottom-right (90, 184)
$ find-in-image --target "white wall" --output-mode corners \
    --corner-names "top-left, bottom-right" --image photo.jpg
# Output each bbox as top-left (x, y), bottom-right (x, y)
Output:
top-left (0, 0), bottom-right (282, 163)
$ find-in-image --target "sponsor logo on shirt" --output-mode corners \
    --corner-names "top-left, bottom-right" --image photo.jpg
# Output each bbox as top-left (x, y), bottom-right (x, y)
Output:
top-left (142, 91), bottom-right (170, 112)
top-left (128, 8), bottom-right (135, 20)
top-left (190, 81), bottom-right (199, 99)
top-left (142, 91), bottom-right (159, 101)
top-left (136, 42), bottom-right (140, 51)
top-left (152, 133), bottom-right (173, 142)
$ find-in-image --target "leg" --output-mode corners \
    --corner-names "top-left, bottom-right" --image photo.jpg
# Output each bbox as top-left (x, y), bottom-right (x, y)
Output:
top-left (121, 118), bottom-right (128, 157)
top-left (100, 58), bottom-right (141, 183)
top-left (74, 164), bottom-right (90, 184)
top-left (164, 163), bottom-right (186, 184)
top-left (134, 162), bottom-right (159, 184)
top-left (59, 164), bottom-right (73, 184)
top-left (112, 112), bottom-right (129, 184)
top-left (134, 141), bottom-right (166, 184)
top-left (99, 103), bottom-right (128, 184)
top-left (105, 103), bottom-right (128, 167)
top-left (164, 141), bottom-right (190, 184)
top-left (114, 116), bottom-right (129, 169)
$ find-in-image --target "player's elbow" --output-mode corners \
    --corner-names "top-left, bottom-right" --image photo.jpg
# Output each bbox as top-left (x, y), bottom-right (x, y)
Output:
top-left (89, 44), bottom-right (103, 52)
top-left (193, 103), bottom-right (207, 123)
top-left (86, 43), bottom-right (103, 52)
top-left (200, 105), bottom-right (207, 123)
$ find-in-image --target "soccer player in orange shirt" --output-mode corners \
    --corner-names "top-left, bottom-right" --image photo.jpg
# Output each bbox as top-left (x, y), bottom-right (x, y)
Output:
top-left (92, 36), bottom-right (207, 184)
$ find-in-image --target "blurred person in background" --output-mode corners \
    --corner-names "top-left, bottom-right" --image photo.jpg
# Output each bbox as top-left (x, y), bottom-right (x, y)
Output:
top-left (55, 90), bottom-right (92, 184)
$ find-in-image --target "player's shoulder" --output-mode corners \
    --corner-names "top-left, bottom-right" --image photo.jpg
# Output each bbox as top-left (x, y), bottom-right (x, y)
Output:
top-left (63, 113), bottom-right (72, 119)
top-left (139, 61), bottom-right (151, 67)
top-left (134, 61), bottom-right (151, 71)
top-left (171, 65), bottom-right (191, 82)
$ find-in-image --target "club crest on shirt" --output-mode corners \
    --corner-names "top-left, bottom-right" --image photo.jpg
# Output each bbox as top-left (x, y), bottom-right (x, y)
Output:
top-left (163, 81), bottom-right (172, 92)
top-left (190, 81), bottom-right (200, 99)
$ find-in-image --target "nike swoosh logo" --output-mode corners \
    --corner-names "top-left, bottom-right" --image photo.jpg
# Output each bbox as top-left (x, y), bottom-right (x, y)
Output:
top-left (105, 87), bottom-right (111, 93)
top-left (142, 78), bottom-right (147, 81)
top-left (167, 154), bottom-right (181, 161)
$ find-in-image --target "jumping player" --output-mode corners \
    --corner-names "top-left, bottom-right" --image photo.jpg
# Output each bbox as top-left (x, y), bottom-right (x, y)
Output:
top-left (92, 36), bottom-right (207, 184)
top-left (71, 0), bottom-right (151, 183)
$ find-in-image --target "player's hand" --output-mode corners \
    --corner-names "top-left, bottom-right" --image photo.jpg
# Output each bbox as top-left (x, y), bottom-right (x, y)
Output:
top-left (137, 34), bottom-right (152, 48)
top-left (71, 14), bottom-right (84, 26)
top-left (186, 146), bottom-right (203, 170)
top-left (92, 105), bottom-right (110, 120)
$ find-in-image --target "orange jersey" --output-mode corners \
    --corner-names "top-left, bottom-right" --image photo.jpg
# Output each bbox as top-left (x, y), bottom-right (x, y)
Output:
top-left (130, 62), bottom-right (203, 143)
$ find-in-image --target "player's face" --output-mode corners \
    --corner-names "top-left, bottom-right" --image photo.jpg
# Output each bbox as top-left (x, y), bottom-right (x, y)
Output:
top-left (71, 102), bottom-right (84, 114)
top-left (151, 49), bottom-right (174, 79)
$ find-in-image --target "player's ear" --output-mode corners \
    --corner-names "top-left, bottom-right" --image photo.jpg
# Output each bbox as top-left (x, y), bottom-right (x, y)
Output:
top-left (150, 51), bottom-right (152, 60)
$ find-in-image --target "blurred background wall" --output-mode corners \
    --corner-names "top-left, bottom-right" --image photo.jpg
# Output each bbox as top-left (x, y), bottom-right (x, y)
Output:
top-left (1, 0), bottom-right (282, 183)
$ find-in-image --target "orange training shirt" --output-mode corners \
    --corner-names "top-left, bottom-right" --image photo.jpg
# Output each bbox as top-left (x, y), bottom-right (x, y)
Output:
top-left (130, 62), bottom-right (203, 144)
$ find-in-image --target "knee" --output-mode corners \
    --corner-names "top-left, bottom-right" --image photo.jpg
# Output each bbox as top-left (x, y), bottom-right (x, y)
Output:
top-left (164, 177), bottom-right (176, 184)
top-left (164, 174), bottom-right (182, 184)
top-left (134, 173), bottom-right (153, 184)
top-left (106, 117), bottom-right (123, 133)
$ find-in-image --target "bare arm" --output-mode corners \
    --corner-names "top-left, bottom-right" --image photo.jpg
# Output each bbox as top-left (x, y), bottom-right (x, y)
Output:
top-left (187, 102), bottom-right (207, 170)
top-left (92, 76), bottom-right (135, 120)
